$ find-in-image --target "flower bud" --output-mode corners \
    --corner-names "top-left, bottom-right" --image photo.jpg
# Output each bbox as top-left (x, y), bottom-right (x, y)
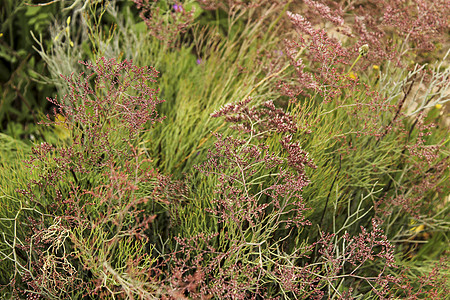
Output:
top-left (359, 44), bottom-right (369, 56)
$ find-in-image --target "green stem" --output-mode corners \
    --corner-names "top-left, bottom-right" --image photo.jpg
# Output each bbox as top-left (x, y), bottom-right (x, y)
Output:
top-left (347, 53), bottom-right (362, 75)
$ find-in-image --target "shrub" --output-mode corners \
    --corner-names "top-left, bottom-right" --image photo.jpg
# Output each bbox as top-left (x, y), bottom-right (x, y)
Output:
top-left (1, 0), bottom-right (448, 299)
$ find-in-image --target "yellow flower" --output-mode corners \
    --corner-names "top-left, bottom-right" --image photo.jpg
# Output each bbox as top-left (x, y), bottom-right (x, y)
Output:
top-left (414, 224), bottom-right (425, 234)
top-left (0, 33), bottom-right (3, 38)
top-left (435, 104), bottom-right (442, 109)
top-left (410, 224), bottom-right (425, 234)
top-left (373, 65), bottom-right (380, 70)
top-left (54, 114), bottom-right (71, 140)
top-left (348, 71), bottom-right (357, 80)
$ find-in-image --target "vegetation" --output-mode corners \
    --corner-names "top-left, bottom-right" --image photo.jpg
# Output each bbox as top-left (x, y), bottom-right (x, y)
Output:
top-left (1, 0), bottom-right (448, 299)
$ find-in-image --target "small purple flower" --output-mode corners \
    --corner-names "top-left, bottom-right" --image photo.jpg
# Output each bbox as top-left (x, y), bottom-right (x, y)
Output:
top-left (173, 3), bottom-right (184, 13)
top-left (196, 58), bottom-right (202, 65)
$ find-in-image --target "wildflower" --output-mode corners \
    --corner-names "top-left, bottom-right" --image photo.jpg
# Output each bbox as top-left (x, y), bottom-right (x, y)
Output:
top-left (373, 65), bottom-right (380, 70)
top-left (348, 71), bottom-right (357, 80)
top-left (411, 224), bottom-right (425, 234)
top-left (173, 3), bottom-right (184, 12)
top-left (196, 58), bottom-right (202, 65)
top-left (347, 44), bottom-right (369, 75)
top-left (359, 44), bottom-right (369, 56)
top-left (303, 0), bottom-right (344, 26)
top-left (435, 104), bottom-right (442, 109)
top-left (53, 114), bottom-right (71, 140)
top-left (133, 0), bottom-right (194, 46)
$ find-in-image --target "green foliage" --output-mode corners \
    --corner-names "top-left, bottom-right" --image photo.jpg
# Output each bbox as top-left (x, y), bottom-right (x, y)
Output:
top-left (0, 0), bottom-right (448, 298)
top-left (0, 0), bottom-right (65, 140)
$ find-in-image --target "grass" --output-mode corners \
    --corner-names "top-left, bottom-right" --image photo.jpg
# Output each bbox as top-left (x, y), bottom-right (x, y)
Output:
top-left (0, 0), bottom-right (448, 299)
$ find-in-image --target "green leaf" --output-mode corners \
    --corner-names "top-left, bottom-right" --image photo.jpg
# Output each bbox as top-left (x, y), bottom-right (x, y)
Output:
top-left (25, 6), bottom-right (40, 17)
